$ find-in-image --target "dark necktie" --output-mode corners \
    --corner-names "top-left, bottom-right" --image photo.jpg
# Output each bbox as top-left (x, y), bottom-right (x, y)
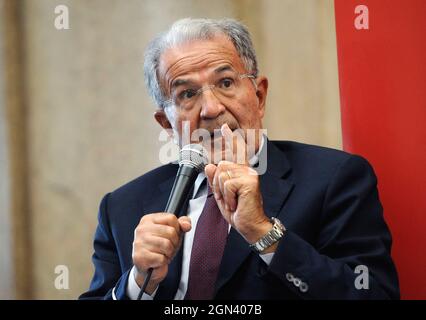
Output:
top-left (185, 183), bottom-right (229, 300)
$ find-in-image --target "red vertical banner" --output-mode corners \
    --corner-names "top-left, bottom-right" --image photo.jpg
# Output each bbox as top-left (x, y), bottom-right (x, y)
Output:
top-left (335, 0), bottom-right (426, 299)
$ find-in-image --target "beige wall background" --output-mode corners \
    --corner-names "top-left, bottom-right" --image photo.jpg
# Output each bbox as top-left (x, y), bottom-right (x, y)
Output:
top-left (0, 0), bottom-right (13, 299)
top-left (0, 0), bottom-right (341, 299)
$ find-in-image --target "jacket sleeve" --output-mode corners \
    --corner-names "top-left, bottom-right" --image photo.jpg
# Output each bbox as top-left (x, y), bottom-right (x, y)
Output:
top-left (79, 193), bottom-right (131, 300)
top-left (264, 155), bottom-right (400, 299)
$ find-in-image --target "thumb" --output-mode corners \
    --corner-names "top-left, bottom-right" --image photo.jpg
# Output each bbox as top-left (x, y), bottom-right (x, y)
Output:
top-left (178, 216), bottom-right (192, 233)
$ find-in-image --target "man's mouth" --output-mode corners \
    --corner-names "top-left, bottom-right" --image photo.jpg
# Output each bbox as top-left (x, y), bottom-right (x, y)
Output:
top-left (208, 126), bottom-right (238, 138)
top-left (209, 130), bottom-right (225, 141)
top-left (209, 130), bottom-right (221, 139)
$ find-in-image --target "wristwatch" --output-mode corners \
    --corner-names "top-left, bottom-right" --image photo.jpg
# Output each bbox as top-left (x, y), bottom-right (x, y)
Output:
top-left (249, 217), bottom-right (286, 253)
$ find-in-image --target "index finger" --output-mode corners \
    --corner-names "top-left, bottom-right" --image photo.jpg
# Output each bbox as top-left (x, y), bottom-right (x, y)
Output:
top-left (221, 124), bottom-right (248, 165)
top-left (152, 213), bottom-right (180, 232)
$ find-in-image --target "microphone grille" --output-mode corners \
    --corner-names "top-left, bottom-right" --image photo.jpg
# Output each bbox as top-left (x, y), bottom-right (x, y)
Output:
top-left (179, 144), bottom-right (208, 172)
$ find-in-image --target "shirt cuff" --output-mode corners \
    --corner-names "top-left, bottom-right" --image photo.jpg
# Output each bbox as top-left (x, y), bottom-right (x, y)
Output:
top-left (126, 266), bottom-right (158, 300)
top-left (259, 252), bottom-right (275, 265)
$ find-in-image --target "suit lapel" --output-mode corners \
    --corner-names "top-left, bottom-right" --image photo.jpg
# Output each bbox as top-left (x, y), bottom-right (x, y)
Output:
top-left (214, 139), bottom-right (294, 296)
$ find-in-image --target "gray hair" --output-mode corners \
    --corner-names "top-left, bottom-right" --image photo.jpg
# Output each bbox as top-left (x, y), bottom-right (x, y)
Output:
top-left (143, 18), bottom-right (259, 108)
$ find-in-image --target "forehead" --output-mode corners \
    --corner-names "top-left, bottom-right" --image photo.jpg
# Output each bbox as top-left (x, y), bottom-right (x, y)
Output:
top-left (158, 36), bottom-right (246, 86)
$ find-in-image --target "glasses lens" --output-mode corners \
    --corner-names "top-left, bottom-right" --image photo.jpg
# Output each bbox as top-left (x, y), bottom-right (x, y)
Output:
top-left (168, 71), bottom-right (251, 110)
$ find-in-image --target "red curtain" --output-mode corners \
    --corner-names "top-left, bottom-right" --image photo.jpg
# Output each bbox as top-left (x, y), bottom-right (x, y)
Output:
top-left (335, 0), bottom-right (426, 299)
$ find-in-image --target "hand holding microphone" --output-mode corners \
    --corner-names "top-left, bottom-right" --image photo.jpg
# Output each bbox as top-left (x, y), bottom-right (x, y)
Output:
top-left (132, 144), bottom-right (207, 298)
top-left (132, 213), bottom-right (191, 294)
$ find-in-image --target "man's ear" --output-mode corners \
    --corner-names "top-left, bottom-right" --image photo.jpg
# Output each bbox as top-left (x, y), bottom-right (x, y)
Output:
top-left (154, 109), bottom-right (172, 130)
top-left (255, 76), bottom-right (268, 118)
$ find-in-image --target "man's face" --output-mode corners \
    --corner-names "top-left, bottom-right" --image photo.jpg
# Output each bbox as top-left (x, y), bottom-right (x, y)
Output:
top-left (154, 35), bottom-right (268, 161)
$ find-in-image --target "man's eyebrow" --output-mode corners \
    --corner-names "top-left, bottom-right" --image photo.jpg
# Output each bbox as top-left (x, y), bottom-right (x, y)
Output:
top-left (214, 65), bottom-right (234, 74)
top-left (171, 78), bottom-right (194, 89)
top-left (171, 65), bottom-right (234, 89)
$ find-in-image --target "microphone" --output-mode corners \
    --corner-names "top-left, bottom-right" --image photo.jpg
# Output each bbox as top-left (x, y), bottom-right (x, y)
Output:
top-left (137, 144), bottom-right (207, 300)
top-left (164, 143), bottom-right (208, 214)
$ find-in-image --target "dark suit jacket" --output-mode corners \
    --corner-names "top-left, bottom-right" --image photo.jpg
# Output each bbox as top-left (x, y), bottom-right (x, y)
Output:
top-left (80, 140), bottom-right (399, 299)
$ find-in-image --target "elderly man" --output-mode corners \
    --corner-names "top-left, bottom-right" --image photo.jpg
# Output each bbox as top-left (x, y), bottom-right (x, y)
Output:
top-left (80, 18), bottom-right (399, 300)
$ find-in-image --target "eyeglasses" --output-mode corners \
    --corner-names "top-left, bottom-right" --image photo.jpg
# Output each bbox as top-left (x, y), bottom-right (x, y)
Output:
top-left (163, 71), bottom-right (256, 111)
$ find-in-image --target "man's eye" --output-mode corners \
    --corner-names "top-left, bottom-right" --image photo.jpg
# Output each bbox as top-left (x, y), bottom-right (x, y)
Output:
top-left (179, 89), bottom-right (197, 100)
top-left (220, 78), bottom-right (234, 89)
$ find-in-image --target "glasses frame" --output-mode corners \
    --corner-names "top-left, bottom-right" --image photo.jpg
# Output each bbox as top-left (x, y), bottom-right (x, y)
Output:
top-left (163, 72), bottom-right (257, 110)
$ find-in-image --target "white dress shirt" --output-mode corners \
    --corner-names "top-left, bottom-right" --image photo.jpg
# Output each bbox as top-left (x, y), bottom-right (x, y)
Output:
top-left (121, 136), bottom-right (274, 300)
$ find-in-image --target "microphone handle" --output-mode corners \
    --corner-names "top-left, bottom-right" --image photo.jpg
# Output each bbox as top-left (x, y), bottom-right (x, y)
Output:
top-left (137, 165), bottom-right (199, 300)
top-left (164, 165), bottom-right (200, 214)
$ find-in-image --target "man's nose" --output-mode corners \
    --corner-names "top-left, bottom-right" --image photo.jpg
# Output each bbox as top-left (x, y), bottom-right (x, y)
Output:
top-left (199, 88), bottom-right (225, 119)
